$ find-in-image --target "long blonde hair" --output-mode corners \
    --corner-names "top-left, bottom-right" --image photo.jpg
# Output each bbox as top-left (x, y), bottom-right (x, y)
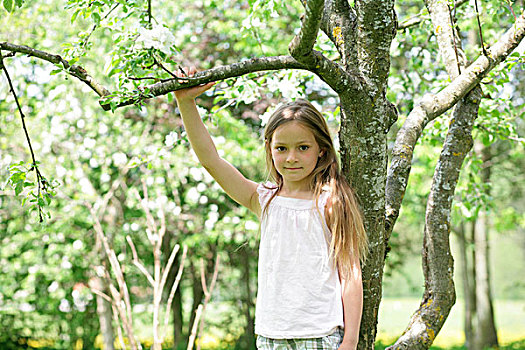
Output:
top-left (262, 99), bottom-right (368, 277)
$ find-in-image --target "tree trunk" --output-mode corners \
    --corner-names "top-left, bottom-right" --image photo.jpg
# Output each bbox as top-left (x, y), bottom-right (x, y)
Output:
top-left (187, 261), bottom-right (202, 344)
top-left (457, 222), bottom-right (474, 349)
top-left (473, 142), bottom-right (499, 349)
top-left (162, 233), bottom-right (185, 348)
top-left (93, 217), bottom-right (115, 350)
top-left (339, 97), bottom-right (388, 350)
top-left (172, 287), bottom-right (184, 347)
top-left (186, 244), bottom-right (218, 349)
top-left (93, 275), bottom-right (116, 350)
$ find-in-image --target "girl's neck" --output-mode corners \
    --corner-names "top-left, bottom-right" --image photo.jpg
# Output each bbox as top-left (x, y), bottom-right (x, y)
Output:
top-left (278, 182), bottom-right (315, 199)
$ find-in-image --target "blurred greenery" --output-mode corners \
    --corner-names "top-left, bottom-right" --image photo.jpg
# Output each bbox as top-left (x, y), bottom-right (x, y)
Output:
top-left (1, 0), bottom-right (524, 349)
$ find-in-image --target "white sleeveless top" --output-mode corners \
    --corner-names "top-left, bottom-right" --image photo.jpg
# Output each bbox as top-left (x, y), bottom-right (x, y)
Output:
top-left (255, 182), bottom-right (344, 339)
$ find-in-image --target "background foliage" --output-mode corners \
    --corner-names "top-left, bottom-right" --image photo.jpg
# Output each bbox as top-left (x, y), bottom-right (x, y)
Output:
top-left (1, 0), bottom-right (524, 348)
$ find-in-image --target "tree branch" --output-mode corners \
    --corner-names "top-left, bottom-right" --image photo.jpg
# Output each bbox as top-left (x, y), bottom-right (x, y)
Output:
top-left (88, 205), bottom-right (141, 350)
top-left (425, 0), bottom-right (467, 78)
top-left (0, 42), bottom-right (111, 98)
top-left (126, 235), bottom-right (155, 286)
top-left (109, 55), bottom-right (307, 109)
top-left (386, 85), bottom-right (482, 350)
top-left (320, 0), bottom-right (358, 69)
top-left (0, 43), bottom-right (360, 110)
top-left (385, 11), bottom-right (525, 236)
top-left (1, 50), bottom-right (47, 222)
top-left (398, 0), bottom-right (469, 31)
top-left (289, 0), bottom-right (325, 63)
top-left (163, 246), bottom-right (187, 342)
top-left (290, 0), bottom-right (365, 94)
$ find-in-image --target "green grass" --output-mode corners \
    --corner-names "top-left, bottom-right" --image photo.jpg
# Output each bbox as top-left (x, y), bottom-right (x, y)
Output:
top-left (377, 298), bottom-right (525, 348)
top-left (374, 338), bottom-right (525, 350)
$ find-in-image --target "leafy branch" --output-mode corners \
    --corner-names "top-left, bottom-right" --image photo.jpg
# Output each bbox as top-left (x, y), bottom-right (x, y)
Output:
top-left (1, 50), bottom-right (57, 222)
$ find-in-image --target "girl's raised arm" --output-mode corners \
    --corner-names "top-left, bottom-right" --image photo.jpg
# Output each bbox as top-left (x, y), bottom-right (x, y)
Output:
top-left (174, 67), bottom-right (261, 216)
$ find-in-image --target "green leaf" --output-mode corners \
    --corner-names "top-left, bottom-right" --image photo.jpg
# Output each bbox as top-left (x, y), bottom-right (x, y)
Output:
top-left (14, 182), bottom-right (23, 196)
top-left (71, 9), bottom-right (80, 23)
top-left (69, 57), bottom-right (79, 65)
top-left (3, 0), bottom-right (13, 12)
top-left (91, 11), bottom-right (101, 24)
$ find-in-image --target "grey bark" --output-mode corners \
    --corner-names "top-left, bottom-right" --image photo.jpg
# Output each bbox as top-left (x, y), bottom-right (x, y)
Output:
top-left (0, 42), bottom-right (110, 97)
top-left (473, 142), bottom-right (499, 349)
top-left (385, 11), bottom-right (525, 239)
top-left (387, 85), bottom-right (482, 350)
top-left (320, 0), bottom-right (358, 68)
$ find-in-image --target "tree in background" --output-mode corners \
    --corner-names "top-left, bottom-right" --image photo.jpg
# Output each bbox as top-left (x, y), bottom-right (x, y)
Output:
top-left (1, 0), bottom-right (524, 349)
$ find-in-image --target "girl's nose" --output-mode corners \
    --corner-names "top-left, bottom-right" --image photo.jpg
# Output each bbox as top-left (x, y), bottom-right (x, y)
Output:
top-left (286, 150), bottom-right (298, 162)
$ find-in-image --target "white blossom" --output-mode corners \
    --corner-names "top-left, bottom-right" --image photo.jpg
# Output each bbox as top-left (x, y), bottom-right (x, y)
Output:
top-left (73, 240), bottom-right (84, 250)
top-left (165, 131), bottom-right (178, 147)
top-left (112, 152), bottom-right (128, 166)
top-left (136, 24), bottom-right (176, 54)
top-left (48, 281), bottom-right (59, 293)
top-left (59, 299), bottom-right (71, 312)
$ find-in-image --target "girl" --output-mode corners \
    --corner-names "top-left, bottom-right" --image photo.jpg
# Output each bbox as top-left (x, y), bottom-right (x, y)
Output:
top-left (175, 67), bottom-right (368, 350)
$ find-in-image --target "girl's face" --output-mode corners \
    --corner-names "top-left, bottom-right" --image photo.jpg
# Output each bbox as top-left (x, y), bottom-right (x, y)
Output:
top-left (270, 121), bottom-right (322, 191)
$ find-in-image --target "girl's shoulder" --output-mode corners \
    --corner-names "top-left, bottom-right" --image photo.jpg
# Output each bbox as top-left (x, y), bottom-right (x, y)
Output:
top-left (256, 181), bottom-right (278, 204)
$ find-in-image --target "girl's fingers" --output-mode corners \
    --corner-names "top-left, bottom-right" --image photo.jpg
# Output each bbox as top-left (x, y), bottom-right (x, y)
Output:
top-left (195, 82), bottom-right (216, 95)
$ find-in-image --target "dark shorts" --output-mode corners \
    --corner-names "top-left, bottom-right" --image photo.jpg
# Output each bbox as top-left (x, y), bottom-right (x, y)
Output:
top-left (256, 327), bottom-right (344, 350)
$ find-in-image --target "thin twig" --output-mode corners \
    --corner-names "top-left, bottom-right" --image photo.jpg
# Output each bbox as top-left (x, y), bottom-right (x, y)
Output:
top-left (0, 42), bottom-right (111, 99)
top-left (126, 235), bottom-right (155, 286)
top-left (111, 303), bottom-right (127, 350)
top-left (477, 125), bottom-right (525, 143)
top-left (196, 255), bottom-right (220, 350)
top-left (80, 3), bottom-right (120, 52)
top-left (90, 288), bottom-right (113, 303)
top-left (187, 305), bottom-right (203, 350)
top-left (163, 245), bottom-right (188, 341)
top-left (156, 188), bottom-right (166, 244)
top-left (505, 0), bottom-right (517, 20)
top-left (447, 3), bottom-right (462, 75)
top-left (398, 0), bottom-right (469, 30)
top-left (88, 204), bottom-right (140, 349)
top-left (159, 243), bottom-right (180, 293)
top-left (148, 0), bottom-right (152, 26)
top-left (96, 166), bottom-right (129, 217)
top-left (153, 53), bottom-right (178, 79)
top-left (127, 76), bottom-right (174, 82)
top-left (1, 50), bottom-right (46, 222)
top-left (200, 259), bottom-right (209, 296)
top-left (474, 0), bottom-right (488, 56)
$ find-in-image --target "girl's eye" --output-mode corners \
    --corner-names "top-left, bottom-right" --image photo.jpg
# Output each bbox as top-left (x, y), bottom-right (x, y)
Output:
top-left (276, 146), bottom-right (286, 152)
top-left (299, 145), bottom-right (309, 151)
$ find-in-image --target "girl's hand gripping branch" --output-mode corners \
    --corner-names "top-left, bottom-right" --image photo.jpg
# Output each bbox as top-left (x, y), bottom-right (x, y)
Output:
top-left (174, 67), bottom-right (260, 216)
top-left (174, 66), bottom-right (216, 102)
